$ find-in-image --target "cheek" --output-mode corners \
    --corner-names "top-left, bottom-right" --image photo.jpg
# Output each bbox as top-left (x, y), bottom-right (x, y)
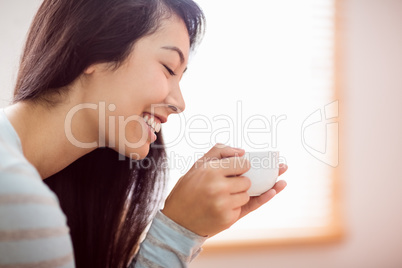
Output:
top-left (103, 110), bottom-right (150, 158)
top-left (101, 75), bottom-right (170, 158)
top-left (137, 72), bottom-right (170, 106)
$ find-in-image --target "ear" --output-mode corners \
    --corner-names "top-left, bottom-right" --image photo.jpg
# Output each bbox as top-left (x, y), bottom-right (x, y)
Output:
top-left (84, 65), bottom-right (96, 75)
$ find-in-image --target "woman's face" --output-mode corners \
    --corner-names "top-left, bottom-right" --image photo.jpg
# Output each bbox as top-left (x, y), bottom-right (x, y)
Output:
top-left (83, 15), bottom-right (189, 159)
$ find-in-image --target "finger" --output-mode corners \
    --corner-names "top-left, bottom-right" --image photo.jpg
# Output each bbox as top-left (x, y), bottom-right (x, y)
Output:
top-left (199, 143), bottom-right (245, 162)
top-left (240, 189), bottom-right (276, 218)
top-left (272, 180), bottom-right (287, 194)
top-left (227, 176), bottom-right (251, 194)
top-left (217, 156), bottom-right (250, 177)
top-left (239, 180), bottom-right (287, 219)
top-left (279, 163), bottom-right (288, 176)
top-left (257, 180), bottom-right (287, 200)
top-left (239, 189), bottom-right (276, 219)
top-left (229, 192), bottom-right (250, 208)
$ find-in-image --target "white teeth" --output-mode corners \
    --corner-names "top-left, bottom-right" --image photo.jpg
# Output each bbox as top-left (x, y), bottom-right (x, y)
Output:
top-left (142, 114), bottom-right (162, 133)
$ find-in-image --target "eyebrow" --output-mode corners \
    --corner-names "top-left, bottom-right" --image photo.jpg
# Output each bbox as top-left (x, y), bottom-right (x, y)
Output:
top-left (161, 46), bottom-right (185, 65)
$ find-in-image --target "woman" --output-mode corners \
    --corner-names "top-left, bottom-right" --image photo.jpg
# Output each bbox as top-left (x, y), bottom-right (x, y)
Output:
top-left (0, 0), bottom-right (288, 267)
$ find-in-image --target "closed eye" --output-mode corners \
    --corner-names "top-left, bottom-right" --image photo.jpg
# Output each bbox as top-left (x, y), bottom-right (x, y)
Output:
top-left (163, 64), bottom-right (176, 76)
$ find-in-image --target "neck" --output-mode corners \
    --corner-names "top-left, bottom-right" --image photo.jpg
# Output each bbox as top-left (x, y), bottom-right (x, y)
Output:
top-left (4, 99), bottom-right (98, 179)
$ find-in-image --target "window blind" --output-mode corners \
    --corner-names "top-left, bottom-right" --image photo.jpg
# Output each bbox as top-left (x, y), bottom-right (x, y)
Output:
top-left (162, 0), bottom-right (341, 246)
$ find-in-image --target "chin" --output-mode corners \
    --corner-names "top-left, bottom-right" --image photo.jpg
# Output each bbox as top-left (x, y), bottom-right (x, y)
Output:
top-left (112, 127), bottom-right (153, 160)
top-left (109, 141), bottom-right (151, 160)
top-left (124, 144), bottom-right (151, 160)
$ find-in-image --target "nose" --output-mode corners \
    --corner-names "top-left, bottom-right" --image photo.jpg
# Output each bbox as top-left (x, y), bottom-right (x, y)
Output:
top-left (165, 84), bottom-right (186, 114)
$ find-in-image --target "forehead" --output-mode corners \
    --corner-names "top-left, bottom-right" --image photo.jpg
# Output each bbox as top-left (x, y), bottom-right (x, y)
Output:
top-left (142, 15), bottom-right (190, 57)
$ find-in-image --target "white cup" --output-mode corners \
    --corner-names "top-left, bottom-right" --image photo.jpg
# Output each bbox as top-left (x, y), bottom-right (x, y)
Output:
top-left (242, 151), bottom-right (280, 196)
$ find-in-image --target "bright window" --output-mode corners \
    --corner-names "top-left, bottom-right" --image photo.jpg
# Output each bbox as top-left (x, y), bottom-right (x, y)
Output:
top-left (162, 0), bottom-right (342, 246)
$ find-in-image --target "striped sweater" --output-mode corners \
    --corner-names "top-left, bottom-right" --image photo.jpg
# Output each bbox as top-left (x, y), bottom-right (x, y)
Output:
top-left (0, 108), bottom-right (206, 267)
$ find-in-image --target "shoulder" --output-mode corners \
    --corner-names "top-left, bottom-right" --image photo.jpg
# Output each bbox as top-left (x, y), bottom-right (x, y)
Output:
top-left (0, 109), bottom-right (75, 266)
top-left (0, 109), bottom-right (55, 199)
top-left (0, 107), bottom-right (63, 224)
top-left (0, 154), bottom-right (75, 266)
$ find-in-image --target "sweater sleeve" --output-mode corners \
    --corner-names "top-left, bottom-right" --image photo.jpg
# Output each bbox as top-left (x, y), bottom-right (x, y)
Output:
top-left (130, 211), bottom-right (207, 268)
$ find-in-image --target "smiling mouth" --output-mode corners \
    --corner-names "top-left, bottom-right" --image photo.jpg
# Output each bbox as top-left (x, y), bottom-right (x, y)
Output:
top-left (142, 114), bottom-right (161, 133)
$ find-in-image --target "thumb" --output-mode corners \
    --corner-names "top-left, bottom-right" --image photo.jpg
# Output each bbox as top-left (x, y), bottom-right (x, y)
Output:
top-left (198, 143), bottom-right (245, 162)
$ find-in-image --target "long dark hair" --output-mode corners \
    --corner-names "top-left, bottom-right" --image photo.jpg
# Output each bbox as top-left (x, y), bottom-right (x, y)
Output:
top-left (12, 0), bottom-right (204, 267)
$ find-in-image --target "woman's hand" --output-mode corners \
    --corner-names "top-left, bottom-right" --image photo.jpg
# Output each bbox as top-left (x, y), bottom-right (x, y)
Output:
top-left (161, 144), bottom-right (288, 237)
top-left (237, 165), bottom-right (287, 220)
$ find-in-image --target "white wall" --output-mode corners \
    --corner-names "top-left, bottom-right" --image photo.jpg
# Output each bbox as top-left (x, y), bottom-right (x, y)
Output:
top-left (1, 0), bottom-right (401, 267)
top-left (191, 0), bottom-right (402, 267)
top-left (0, 0), bottom-right (42, 107)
